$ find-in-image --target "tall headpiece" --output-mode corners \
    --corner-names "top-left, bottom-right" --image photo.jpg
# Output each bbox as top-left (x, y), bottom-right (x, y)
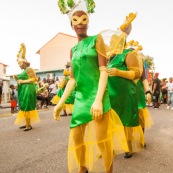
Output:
top-left (58, 0), bottom-right (95, 17)
top-left (120, 12), bottom-right (136, 35)
top-left (16, 43), bottom-right (27, 62)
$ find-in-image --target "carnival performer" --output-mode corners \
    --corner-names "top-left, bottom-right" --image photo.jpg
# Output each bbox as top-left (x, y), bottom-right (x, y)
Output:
top-left (53, 1), bottom-right (129, 173)
top-left (51, 69), bottom-right (75, 115)
top-left (14, 43), bottom-right (40, 131)
top-left (126, 41), bottom-right (153, 144)
top-left (107, 13), bottom-right (144, 159)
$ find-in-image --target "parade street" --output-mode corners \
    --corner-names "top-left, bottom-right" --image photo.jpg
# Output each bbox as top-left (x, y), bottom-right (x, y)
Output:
top-left (0, 105), bottom-right (173, 173)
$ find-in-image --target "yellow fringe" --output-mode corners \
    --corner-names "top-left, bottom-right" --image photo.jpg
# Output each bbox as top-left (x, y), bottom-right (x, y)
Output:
top-left (68, 109), bottom-right (129, 173)
top-left (139, 107), bottom-right (153, 129)
top-left (14, 110), bottom-right (40, 126)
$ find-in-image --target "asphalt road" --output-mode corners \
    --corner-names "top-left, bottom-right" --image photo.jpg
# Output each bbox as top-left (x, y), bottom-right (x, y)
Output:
top-left (0, 105), bottom-right (173, 173)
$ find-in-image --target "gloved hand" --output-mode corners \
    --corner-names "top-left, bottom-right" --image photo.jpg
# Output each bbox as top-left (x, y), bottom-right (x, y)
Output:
top-left (108, 68), bottom-right (135, 80)
top-left (53, 104), bottom-right (63, 121)
top-left (107, 68), bottom-right (119, 76)
top-left (90, 100), bottom-right (103, 122)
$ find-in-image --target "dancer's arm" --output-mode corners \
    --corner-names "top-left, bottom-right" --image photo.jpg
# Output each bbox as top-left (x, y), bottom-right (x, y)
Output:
top-left (91, 51), bottom-right (108, 122)
top-left (17, 68), bottom-right (37, 84)
top-left (108, 51), bottom-right (141, 80)
top-left (53, 50), bottom-right (76, 120)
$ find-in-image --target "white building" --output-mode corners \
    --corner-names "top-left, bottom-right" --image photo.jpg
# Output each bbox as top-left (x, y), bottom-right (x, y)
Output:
top-left (0, 62), bottom-right (10, 103)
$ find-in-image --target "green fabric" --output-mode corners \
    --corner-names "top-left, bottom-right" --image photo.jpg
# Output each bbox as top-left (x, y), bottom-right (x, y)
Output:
top-left (108, 49), bottom-right (139, 127)
top-left (71, 35), bottom-right (111, 128)
top-left (137, 78), bottom-right (146, 109)
top-left (57, 87), bottom-right (75, 104)
top-left (17, 68), bottom-right (36, 111)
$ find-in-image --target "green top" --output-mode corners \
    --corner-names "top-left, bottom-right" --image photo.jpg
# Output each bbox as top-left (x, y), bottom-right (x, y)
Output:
top-left (108, 49), bottom-right (139, 127)
top-left (70, 35), bottom-right (110, 128)
top-left (17, 68), bottom-right (36, 111)
top-left (137, 78), bottom-right (146, 109)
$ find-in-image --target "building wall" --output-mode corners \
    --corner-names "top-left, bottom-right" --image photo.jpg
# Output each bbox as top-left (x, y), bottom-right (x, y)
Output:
top-left (0, 64), bottom-right (6, 78)
top-left (39, 34), bottom-right (77, 71)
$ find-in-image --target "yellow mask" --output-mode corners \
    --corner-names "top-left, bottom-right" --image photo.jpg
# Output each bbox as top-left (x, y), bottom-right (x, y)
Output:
top-left (71, 15), bottom-right (89, 25)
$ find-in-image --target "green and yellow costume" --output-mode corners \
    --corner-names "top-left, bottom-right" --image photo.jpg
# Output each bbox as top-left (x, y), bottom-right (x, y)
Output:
top-left (51, 76), bottom-right (75, 114)
top-left (14, 68), bottom-right (40, 125)
top-left (108, 49), bottom-right (144, 153)
top-left (68, 35), bottom-right (128, 173)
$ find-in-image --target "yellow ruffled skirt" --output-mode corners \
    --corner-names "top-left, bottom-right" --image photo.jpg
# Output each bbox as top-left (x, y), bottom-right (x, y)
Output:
top-left (51, 95), bottom-right (60, 105)
top-left (14, 110), bottom-right (40, 126)
top-left (68, 109), bottom-right (129, 173)
top-left (124, 126), bottom-right (144, 153)
top-left (139, 107), bottom-right (153, 129)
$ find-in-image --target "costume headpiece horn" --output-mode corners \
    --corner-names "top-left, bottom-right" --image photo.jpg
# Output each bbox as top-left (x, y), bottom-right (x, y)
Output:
top-left (16, 43), bottom-right (27, 62)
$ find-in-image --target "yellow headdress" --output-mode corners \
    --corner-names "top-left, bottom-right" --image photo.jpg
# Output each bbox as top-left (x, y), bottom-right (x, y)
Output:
top-left (120, 12), bottom-right (137, 33)
top-left (16, 43), bottom-right (27, 62)
top-left (125, 40), bottom-right (143, 51)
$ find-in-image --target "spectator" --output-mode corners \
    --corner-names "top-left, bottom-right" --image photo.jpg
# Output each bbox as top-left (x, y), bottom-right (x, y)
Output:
top-left (152, 73), bottom-right (161, 108)
top-left (161, 78), bottom-right (167, 105)
top-left (9, 84), bottom-right (17, 113)
top-left (166, 77), bottom-right (173, 110)
top-left (40, 84), bottom-right (49, 109)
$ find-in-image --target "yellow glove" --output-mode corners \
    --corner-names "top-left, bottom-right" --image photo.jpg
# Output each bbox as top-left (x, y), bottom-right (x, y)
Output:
top-left (53, 104), bottom-right (63, 120)
top-left (90, 66), bottom-right (107, 122)
top-left (53, 78), bottom-right (76, 120)
top-left (108, 51), bottom-right (140, 80)
top-left (108, 68), bottom-right (135, 80)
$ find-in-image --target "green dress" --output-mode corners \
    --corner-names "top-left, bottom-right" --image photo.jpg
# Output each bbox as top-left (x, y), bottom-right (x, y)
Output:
top-left (137, 78), bottom-right (146, 110)
top-left (17, 68), bottom-right (37, 111)
top-left (108, 49), bottom-right (139, 127)
top-left (57, 76), bottom-right (75, 104)
top-left (71, 35), bottom-right (110, 128)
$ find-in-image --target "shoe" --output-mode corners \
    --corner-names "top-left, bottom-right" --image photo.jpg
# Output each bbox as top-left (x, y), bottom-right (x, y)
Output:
top-left (60, 114), bottom-right (67, 116)
top-left (19, 126), bottom-right (26, 129)
top-left (171, 107), bottom-right (173, 110)
top-left (24, 126), bottom-right (32, 131)
top-left (124, 152), bottom-right (132, 158)
top-left (144, 143), bottom-right (147, 148)
top-left (167, 106), bottom-right (170, 109)
top-left (154, 107), bottom-right (159, 109)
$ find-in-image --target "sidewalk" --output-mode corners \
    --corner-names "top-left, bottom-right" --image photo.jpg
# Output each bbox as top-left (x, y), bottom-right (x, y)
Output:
top-left (0, 102), bottom-right (12, 118)
top-left (0, 102), bottom-right (54, 119)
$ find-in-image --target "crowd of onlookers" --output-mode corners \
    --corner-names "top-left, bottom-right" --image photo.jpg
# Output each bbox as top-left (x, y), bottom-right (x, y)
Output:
top-left (146, 75), bottom-right (173, 110)
top-left (6, 74), bottom-right (173, 113)
top-left (36, 77), bottom-right (60, 109)
top-left (9, 76), bottom-right (60, 113)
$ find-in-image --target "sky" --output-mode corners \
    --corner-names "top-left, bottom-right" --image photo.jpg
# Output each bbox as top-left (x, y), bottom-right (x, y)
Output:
top-left (0, 0), bottom-right (173, 78)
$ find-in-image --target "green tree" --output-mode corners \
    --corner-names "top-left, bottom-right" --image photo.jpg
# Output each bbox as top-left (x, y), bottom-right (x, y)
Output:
top-left (144, 55), bottom-right (155, 77)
